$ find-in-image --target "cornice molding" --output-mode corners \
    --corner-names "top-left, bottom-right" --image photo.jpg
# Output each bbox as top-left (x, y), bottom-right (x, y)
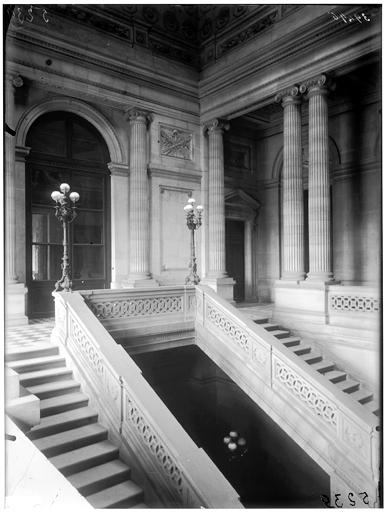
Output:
top-left (199, 11), bottom-right (381, 121)
top-left (8, 57), bottom-right (200, 124)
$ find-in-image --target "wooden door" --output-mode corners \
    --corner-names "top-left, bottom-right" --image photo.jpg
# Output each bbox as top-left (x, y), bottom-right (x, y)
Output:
top-left (26, 112), bottom-right (110, 317)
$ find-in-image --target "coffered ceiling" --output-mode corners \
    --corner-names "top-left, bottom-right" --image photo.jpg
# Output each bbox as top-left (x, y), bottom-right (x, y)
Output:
top-left (48, 4), bottom-right (300, 69)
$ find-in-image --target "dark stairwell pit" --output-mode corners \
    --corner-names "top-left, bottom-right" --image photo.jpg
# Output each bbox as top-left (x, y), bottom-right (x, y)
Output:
top-left (132, 345), bottom-right (329, 508)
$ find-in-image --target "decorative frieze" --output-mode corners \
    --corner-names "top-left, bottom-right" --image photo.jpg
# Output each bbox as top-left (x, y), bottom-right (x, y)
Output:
top-left (160, 125), bottom-right (193, 160)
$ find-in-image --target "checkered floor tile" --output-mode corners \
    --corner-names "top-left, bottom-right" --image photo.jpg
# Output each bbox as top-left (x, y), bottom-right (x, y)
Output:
top-left (5, 318), bottom-right (55, 351)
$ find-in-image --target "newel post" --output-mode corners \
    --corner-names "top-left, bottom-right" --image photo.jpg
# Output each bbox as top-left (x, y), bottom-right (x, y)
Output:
top-left (51, 292), bottom-right (69, 346)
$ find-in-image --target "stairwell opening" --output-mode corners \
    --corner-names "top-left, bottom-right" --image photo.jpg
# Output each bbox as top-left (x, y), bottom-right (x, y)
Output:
top-left (132, 344), bottom-right (330, 508)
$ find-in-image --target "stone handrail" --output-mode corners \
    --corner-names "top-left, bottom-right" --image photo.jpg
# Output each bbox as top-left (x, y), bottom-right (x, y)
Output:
top-left (195, 285), bottom-right (380, 507)
top-left (52, 290), bottom-right (242, 509)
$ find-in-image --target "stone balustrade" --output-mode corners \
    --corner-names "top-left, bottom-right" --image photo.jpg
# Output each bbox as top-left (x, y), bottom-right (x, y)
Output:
top-left (195, 284), bottom-right (380, 508)
top-left (52, 290), bottom-right (242, 509)
top-left (80, 286), bottom-right (196, 353)
top-left (327, 285), bottom-right (380, 330)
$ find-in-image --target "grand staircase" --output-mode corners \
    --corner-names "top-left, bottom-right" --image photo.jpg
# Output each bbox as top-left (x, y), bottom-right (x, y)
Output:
top-left (6, 338), bottom-right (148, 509)
top-left (237, 304), bottom-right (380, 418)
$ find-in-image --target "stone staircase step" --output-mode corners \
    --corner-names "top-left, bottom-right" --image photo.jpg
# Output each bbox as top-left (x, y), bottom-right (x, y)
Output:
top-left (311, 360), bottom-right (336, 374)
top-left (28, 406), bottom-right (98, 440)
top-left (259, 323), bottom-right (281, 331)
top-left (34, 423), bottom-right (108, 457)
top-left (19, 367), bottom-right (73, 387)
top-left (26, 379), bottom-right (81, 399)
top-left (131, 503), bottom-right (148, 508)
top-left (349, 389), bottom-right (374, 404)
top-left (7, 355), bottom-right (66, 374)
top-left (87, 480), bottom-right (144, 509)
top-left (298, 352), bottom-right (323, 364)
top-left (281, 336), bottom-right (301, 347)
top-left (68, 459), bottom-right (131, 496)
top-left (50, 440), bottom-right (119, 476)
top-left (324, 370), bottom-right (348, 384)
top-left (364, 403), bottom-right (380, 416)
top-left (253, 318), bottom-right (270, 324)
top-left (270, 330), bottom-right (291, 339)
top-left (40, 392), bottom-right (89, 418)
top-left (289, 344), bottom-right (312, 356)
top-left (5, 343), bottom-right (59, 362)
top-left (335, 379), bottom-right (360, 393)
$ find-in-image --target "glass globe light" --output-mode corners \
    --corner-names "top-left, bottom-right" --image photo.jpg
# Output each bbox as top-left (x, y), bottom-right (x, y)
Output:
top-left (237, 437), bottom-right (246, 447)
top-left (188, 197), bottom-right (196, 204)
top-left (229, 431), bottom-right (238, 439)
top-left (51, 191), bottom-right (62, 202)
top-left (223, 436), bottom-right (231, 445)
top-left (60, 183), bottom-right (70, 193)
top-left (228, 442), bottom-right (237, 451)
top-left (196, 205), bottom-right (203, 211)
top-left (69, 191), bottom-right (80, 203)
top-left (184, 204), bottom-right (193, 211)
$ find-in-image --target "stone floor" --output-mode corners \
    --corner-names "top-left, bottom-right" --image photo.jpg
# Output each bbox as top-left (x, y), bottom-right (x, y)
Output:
top-left (6, 318), bottom-right (55, 350)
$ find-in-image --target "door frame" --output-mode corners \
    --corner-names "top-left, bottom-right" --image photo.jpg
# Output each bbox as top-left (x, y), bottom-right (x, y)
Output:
top-left (225, 189), bottom-right (260, 301)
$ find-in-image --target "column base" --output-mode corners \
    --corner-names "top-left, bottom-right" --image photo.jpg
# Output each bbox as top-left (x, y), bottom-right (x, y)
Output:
top-left (5, 283), bottom-right (28, 326)
top-left (306, 272), bottom-right (334, 283)
top-left (201, 276), bottom-right (235, 301)
top-left (281, 272), bottom-right (306, 282)
top-left (125, 275), bottom-right (160, 288)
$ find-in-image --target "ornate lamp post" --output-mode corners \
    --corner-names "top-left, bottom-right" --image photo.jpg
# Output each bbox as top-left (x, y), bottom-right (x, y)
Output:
top-left (51, 183), bottom-right (80, 292)
top-left (183, 197), bottom-right (203, 285)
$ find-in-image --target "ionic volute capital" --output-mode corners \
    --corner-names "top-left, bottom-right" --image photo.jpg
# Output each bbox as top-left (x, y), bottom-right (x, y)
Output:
top-left (125, 107), bottom-right (153, 126)
top-left (299, 74), bottom-right (333, 95)
top-left (275, 85), bottom-right (301, 105)
top-left (204, 118), bottom-right (230, 134)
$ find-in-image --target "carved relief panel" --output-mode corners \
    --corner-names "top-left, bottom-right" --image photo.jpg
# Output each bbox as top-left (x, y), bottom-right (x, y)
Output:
top-left (160, 125), bottom-right (193, 160)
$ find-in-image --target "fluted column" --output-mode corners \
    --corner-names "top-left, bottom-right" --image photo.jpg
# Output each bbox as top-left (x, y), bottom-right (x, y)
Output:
top-left (5, 74), bottom-right (23, 284)
top-left (276, 86), bottom-right (305, 281)
top-left (206, 119), bottom-right (229, 278)
top-left (202, 119), bottom-right (234, 300)
top-left (126, 108), bottom-right (157, 287)
top-left (300, 74), bottom-right (333, 282)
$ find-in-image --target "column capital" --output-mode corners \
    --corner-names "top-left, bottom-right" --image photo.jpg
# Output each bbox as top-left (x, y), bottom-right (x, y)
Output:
top-left (204, 118), bottom-right (230, 134)
top-left (125, 107), bottom-right (153, 125)
top-left (299, 74), bottom-right (332, 95)
top-left (275, 85), bottom-right (301, 105)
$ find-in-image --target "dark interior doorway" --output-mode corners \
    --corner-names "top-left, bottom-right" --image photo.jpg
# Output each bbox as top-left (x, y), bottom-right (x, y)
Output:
top-left (25, 111), bottom-right (111, 318)
top-left (132, 345), bottom-right (329, 508)
top-left (225, 219), bottom-right (245, 302)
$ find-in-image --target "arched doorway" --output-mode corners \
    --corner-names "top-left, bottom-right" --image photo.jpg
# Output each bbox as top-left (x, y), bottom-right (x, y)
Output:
top-left (25, 111), bottom-right (111, 317)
